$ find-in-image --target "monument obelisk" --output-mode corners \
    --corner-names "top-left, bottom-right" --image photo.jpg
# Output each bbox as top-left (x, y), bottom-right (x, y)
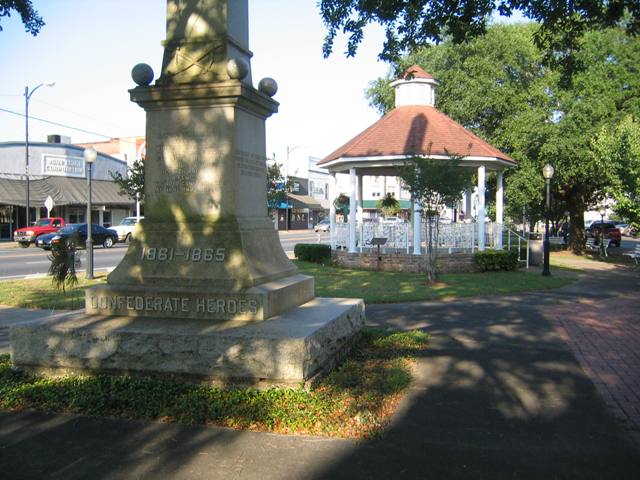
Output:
top-left (10, 0), bottom-right (364, 385)
top-left (87, 0), bottom-right (314, 321)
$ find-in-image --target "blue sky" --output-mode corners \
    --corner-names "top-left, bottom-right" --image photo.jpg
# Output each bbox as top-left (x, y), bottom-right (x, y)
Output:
top-left (0, 0), bottom-right (390, 172)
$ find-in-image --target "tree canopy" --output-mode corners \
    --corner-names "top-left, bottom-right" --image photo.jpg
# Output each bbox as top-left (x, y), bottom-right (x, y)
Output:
top-left (366, 23), bottom-right (640, 251)
top-left (399, 155), bottom-right (473, 282)
top-left (266, 162), bottom-right (292, 214)
top-left (319, 0), bottom-right (640, 82)
top-left (593, 116), bottom-right (640, 228)
top-left (0, 0), bottom-right (43, 35)
top-left (110, 158), bottom-right (145, 202)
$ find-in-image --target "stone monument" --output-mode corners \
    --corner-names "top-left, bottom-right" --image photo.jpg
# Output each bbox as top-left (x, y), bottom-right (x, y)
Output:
top-left (10, 0), bottom-right (364, 385)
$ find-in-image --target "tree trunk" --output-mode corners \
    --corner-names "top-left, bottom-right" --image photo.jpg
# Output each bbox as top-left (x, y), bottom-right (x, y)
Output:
top-left (568, 200), bottom-right (586, 254)
top-left (425, 216), bottom-right (438, 283)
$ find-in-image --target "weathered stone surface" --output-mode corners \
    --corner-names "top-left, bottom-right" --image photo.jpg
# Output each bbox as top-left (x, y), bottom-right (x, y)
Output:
top-left (10, 298), bottom-right (365, 385)
top-left (86, 274), bottom-right (314, 321)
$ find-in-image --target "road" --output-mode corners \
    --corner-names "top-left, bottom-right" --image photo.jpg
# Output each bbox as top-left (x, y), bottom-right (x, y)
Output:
top-left (0, 230), bottom-right (330, 280)
top-left (1, 232), bottom-right (636, 281)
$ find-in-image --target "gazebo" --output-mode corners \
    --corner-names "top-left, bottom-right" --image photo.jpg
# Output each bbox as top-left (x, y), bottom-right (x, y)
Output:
top-left (318, 65), bottom-right (515, 254)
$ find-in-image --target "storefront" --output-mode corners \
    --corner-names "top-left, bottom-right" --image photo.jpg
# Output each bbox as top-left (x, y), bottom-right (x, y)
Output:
top-left (0, 141), bottom-right (134, 240)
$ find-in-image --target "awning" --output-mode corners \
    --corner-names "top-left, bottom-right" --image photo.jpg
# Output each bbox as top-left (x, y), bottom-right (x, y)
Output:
top-left (0, 176), bottom-right (134, 207)
top-left (287, 193), bottom-right (324, 210)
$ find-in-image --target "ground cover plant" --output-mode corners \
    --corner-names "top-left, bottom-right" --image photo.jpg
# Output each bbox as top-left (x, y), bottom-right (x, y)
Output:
top-left (0, 328), bottom-right (428, 439)
top-left (294, 261), bottom-right (575, 303)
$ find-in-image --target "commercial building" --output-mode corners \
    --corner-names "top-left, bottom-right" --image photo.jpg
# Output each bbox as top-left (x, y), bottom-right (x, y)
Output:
top-left (0, 138), bottom-right (135, 240)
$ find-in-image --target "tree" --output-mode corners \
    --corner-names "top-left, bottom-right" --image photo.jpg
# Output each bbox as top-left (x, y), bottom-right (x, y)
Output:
top-left (399, 155), bottom-right (473, 283)
top-left (0, 0), bottom-right (44, 35)
top-left (333, 193), bottom-right (350, 221)
top-left (366, 24), bottom-right (640, 253)
top-left (593, 116), bottom-right (640, 228)
top-left (376, 192), bottom-right (400, 218)
top-left (319, 0), bottom-right (640, 83)
top-left (266, 161), bottom-right (292, 216)
top-left (110, 158), bottom-right (145, 202)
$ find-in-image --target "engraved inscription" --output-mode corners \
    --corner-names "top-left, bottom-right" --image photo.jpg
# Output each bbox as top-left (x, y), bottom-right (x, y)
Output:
top-left (141, 247), bottom-right (225, 263)
top-left (91, 295), bottom-right (259, 315)
top-left (236, 150), bottom-right (265, 179)
top-left (154, 165), bottom-right (199, 194)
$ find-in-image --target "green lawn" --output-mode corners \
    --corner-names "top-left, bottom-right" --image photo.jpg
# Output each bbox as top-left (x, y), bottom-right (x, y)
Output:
top-left (0, 263), bottom-right (576, 310)
top-left (0, 274), bottom-right (107, 310)
top-left (294, 261), bottom-right (576, 303)
top-left (0, 328), bottom-right (428, 439)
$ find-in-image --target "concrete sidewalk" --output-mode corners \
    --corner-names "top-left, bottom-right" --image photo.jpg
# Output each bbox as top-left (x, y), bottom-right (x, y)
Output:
top-left (1, 259), bottom-right (639, 479)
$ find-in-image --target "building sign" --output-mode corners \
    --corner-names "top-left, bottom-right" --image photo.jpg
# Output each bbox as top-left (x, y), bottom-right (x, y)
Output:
top-left (42, 154), bottom-right (85, 178)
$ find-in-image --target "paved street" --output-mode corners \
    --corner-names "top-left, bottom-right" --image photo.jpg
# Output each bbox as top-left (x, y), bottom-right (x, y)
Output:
top-left (0, 230), bottom-right (329, 280)
top-left (0, 255), bottom-right (639, 479)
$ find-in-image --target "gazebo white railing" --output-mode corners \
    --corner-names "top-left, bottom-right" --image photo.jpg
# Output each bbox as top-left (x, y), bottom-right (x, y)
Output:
top-left (333, 222), bottom-right (502, 253)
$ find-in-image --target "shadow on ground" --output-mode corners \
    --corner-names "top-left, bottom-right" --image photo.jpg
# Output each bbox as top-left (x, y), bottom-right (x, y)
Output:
top-left (1, 266), bottom-right (639, 479)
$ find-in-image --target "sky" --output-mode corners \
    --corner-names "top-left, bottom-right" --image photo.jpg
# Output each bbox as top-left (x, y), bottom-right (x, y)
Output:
top-left (0, 0), bottom-right (391, 174)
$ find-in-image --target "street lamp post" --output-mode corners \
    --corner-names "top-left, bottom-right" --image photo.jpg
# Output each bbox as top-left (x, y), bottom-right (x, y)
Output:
top-left (83, 147), bottom-right (97, 280)
top-left (285, 144), bottom-right (306, 231)
top-left (542, 164), bottom-right (554, 276)
top-left (598, 206), bottom-right (607, 256)
top-left (24, 82), bottom-right (55, 227)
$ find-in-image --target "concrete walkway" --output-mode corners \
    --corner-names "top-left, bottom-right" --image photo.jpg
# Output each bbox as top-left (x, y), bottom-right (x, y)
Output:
top-left (1, 259), bottom-right (639, 479)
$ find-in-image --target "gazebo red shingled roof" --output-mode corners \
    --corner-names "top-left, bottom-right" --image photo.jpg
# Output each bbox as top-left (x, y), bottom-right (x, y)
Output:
top-left (319, 65), bottom-right (514, 166)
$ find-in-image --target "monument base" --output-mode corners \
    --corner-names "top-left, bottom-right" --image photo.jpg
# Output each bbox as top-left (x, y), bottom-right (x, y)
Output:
top-left (86, 274), bottom-right (315, 322)
top-left (10, 298), bottom-right (365, 386)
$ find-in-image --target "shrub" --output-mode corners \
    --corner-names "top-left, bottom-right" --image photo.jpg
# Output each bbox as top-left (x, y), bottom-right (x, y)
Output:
top-left (474, 250), bottom-right (519, 272)
top-left (294, 243), bottom-right (331, 263)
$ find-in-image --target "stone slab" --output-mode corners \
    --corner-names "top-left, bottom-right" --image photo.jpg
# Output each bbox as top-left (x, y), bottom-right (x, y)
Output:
top-left (10, 298), bottom-right (365, 386)
top-left (86, 273), bottom-right (314, 321)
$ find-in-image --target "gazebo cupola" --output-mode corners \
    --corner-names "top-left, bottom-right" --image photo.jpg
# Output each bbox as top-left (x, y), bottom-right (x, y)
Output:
top-left (389, 65), bottom-right (439, 107)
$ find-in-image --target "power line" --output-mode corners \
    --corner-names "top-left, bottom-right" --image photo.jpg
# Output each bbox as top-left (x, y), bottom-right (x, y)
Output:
top-left (0, 106), bottom-right (140, 146)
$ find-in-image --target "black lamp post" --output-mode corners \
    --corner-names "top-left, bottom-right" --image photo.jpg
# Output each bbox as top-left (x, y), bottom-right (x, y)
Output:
top-left (24, 82), bottom-right (55, 227)
top-left (542, 163), bottom-right (554, 276)
top-left (598, 206), bottom-right (607, 256)
top-left (83, 147), bottom-right (97, 279)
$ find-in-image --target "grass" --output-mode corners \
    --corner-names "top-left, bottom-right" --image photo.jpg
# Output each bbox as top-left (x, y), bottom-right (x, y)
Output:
top-left (0, 328), bottom-right (428, 439)
top-left (0, 274), bottom-right (107, 310)
top-left (0, 262), bottom-right (577, 310)
top-left (294, 261), bottom-right (576, 303)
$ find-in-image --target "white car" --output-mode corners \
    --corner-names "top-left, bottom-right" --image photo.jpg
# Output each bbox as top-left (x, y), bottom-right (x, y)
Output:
top-left (111, 216), bottom-right (143, 243)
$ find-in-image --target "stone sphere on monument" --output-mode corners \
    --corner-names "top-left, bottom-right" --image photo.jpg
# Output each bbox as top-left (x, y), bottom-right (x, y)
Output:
top-left (131, 63), bottom-right (154, 86)
top-left (258, 77), bottom-right (278, 97)
top-left (226, 58), bottom-right (249, 80)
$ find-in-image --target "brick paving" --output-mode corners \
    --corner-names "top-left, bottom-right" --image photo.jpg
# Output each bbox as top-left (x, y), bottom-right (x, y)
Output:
top-left (549, 296), bottom-right (640, 444)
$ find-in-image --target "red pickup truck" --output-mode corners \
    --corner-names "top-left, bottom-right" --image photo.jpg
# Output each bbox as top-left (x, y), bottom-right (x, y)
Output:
top-left (13, 217), bottom-right (66, 247)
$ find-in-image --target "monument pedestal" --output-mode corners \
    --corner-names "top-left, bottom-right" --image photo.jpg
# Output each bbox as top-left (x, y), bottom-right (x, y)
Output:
top-left (10, 298), bottom-right (365, 386)
top-left (9, 0), bottom-right (366, 386)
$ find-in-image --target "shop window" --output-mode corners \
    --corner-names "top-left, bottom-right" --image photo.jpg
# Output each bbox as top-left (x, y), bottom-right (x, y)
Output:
top-left (103, 210), bottom-right (112, 228)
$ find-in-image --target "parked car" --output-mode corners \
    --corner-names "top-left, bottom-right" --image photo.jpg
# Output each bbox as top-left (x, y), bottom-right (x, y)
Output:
top-left (615, 223), bottom-right (634, 236)
top-left (314, 218), bottom-right (330, 232)
top-left (13, 217), bottom-right (66, 247)
top-left (111, 216), bottom-right (143, 243)
top-left (585, 221), bottom-right (621, 247)
top-left (45, 224), bottom-right (118, 250)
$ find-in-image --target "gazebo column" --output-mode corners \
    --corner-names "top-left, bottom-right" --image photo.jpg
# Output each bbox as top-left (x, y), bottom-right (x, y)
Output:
top-left (496, 171), bottom-right (504, 249)
top-left (356, 173), bottom-right (363, 223)
top-left (348, 167), bottom-right (357, 253)
top-left (412, 198), bottom-right (422, 255)
top-left (477, 165), bottom-right (486, 251)
top-left (465, 189), bottom-right (472, 221)
top-left (329, 171), bottom-right (337, 249)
